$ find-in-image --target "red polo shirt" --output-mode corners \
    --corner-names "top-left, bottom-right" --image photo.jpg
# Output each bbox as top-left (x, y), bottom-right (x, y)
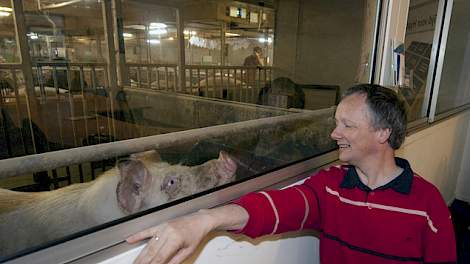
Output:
top-left (233, 158), bottom-right (456, 263)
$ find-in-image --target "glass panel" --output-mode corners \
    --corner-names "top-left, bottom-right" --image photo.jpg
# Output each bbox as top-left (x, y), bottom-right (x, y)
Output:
top-left (399, 0), bottom-right (440, 122)
top-left (22, 0), bottom-right (105, 63)
top-left (435, 0), bottom-right (470, 114)
top-left (184, 23), bottom-right (222, 66)
top-left (0, 0), bottom-right (18, 63)
top-left (0, 0), bottom-right (379, 259)
top-left (122, 2), bottom-right (178, 64)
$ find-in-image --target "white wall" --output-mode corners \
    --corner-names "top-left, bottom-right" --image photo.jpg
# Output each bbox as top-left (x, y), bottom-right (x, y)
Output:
top-left (100, 233), bottom-right (320, 264)
top-left (396, 110), bottom-right (470, 203)
top-left (273, 0), bottom-right (366, 91)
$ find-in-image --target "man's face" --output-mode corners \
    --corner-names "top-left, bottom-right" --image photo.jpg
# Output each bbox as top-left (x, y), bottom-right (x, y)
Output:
top-left (330, 94), bottom-right (385, 166)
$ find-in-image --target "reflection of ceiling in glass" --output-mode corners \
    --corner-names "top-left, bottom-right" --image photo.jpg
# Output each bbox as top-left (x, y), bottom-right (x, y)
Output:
top-left (22, 0), bottom-right (103, 38)
top-left (12, 0), bottom-right (274, 43)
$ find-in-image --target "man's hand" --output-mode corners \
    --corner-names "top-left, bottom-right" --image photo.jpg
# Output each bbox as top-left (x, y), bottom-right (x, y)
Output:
top-left (127, 205), bottom-right (249, 264)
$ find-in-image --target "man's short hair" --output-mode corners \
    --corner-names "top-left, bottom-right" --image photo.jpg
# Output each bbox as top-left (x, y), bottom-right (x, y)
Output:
top-left (342, 84), bottom-right (407, 149)
top-left (253, 46), bottom-right (262, 53)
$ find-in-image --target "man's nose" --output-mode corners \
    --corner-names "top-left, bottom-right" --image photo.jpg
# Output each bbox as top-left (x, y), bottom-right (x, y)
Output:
top-left (330, 126), bottom-right (341, 140)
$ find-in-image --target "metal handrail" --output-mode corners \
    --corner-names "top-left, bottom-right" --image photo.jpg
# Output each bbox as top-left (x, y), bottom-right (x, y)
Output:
top-left (185, 65), bottom-right (273, 70)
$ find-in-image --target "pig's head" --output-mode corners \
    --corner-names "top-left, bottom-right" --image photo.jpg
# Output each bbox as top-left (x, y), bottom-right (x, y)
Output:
top-left (116, 150), bottom-right (237, 215)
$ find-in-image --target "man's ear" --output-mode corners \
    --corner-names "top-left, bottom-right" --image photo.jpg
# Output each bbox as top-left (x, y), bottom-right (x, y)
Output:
top-left (376, 128), bottom-right (392, 145)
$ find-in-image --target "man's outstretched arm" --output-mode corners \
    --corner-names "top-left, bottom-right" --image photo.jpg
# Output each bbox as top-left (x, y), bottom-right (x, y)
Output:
top-left (127, 204), bottom-right (249, 264)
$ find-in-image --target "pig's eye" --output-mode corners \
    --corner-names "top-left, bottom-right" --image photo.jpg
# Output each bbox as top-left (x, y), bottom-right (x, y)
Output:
top-left (161, 175), bottom-right (181, 195)
top-left (167, 179), bottom-right (175, 187)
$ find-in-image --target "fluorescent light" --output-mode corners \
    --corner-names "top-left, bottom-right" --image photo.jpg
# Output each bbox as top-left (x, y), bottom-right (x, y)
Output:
top-left (225, 32), bottom-right (240, 37)
top-left (147, 39), bottom-right (160, 45)
top-left (149, 22), bottom-right (167, 29)
top-left (258, 37), bottom-right (273, 43)
top-left (168, 37), bottom-right (174, 40)
top-left (122, 33), bottom-right (133, 38)
top-left (0, 11), bottom-right (10, 16)
top-left (0, 7), bottom-right (13, 12)
top-left (27, 33), bottom-right (38, 40)
top-left (124, 25), bottom-right (146, 30)
top-left (149, 29), bottom-right (167, 35)
top-left (183, 30), bottom-right (196, 36)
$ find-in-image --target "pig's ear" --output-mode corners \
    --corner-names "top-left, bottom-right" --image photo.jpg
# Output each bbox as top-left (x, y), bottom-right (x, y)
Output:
top-left (130, 150), bottom-right (161, 162)
top-left (216, 151), bottom-right (237, 179)
top-left (116, 159), bottom-right (151, 214)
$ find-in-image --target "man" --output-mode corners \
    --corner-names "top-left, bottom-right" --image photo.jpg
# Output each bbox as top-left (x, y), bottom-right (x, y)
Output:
top-left (127, 84), bottom-right (456, 264)
top-left (243, 46), bottom-right (264, 87)
top-left (243, 46), bottom-right (264, 67)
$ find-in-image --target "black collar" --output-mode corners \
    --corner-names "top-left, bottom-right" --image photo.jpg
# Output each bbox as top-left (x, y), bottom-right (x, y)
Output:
top-left (339, 157), bottom-right (413, 194)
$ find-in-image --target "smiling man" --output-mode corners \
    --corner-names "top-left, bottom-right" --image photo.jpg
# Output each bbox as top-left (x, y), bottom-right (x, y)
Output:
top-left (128, 84), bottom-right (456, 264)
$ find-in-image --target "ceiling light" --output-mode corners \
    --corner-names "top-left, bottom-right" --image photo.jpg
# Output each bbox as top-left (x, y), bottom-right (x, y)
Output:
top-left (122, 33), bottom-right (133, 38)
top-left (184, 30), bottom-right (196, 36)
top-left (258, 37), bottom-right (273, 43)
top-left (225, 32), bottom-right (240, 37)
top-left (147, 39), bottom-right (160, 45)
top-left (0, 7), bottom-right (13, 12)
top-left (149, 23), bottom-right (167, 29)
top-left (0, 11), bottom-right (10, 16)
top-left (149, 29), bottom-right (167, 35)
top-left (124, 25), bottom-right (146, 30)
top-left (27, 33), bottom-right (38, 40)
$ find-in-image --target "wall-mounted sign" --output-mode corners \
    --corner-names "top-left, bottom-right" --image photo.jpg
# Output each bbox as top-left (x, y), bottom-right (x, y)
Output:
top-left (250, 12), bottom-right (258, 23)
top-left (228, 6), bottom-right (247, 19)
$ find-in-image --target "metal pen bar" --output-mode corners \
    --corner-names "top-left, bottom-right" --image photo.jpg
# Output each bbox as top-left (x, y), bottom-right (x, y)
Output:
top-left (197, 68), bottom-right (201, 96)
top-left (228, 68), bottom-right (232, 101)
top-left (155, 67), bottom-right (160, 90)
top-left (11, 69), bottom-right (23, 130)
top-left (173, 66), bottom-right (177, 92)
top-left (91, 67), bottom-right (101, 145)
top-left (189, 68), bottom-right (193, 94)
top-left (212, 68), bottom-right (216, 98)
top-left (66, 67), bottom-right (78, 147)
top-left (165, 66), bottom-right (170, 90)
top-left (137, 66), bottom-right (141, 87)
top-left (220, 68), bottom-right (224, 99)
top-left (146, 66), bottom-right (151, 89)
top-left (52, 66), bottom-right (65, 149)
top-left (204, 68), bottom-right (209, 97)
top-left (80, 66), bottom-right (89, 146)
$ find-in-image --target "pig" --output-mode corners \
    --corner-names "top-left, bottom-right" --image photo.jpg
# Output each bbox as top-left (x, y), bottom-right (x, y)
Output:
top-left (0, 150), bottom-right (237, 257)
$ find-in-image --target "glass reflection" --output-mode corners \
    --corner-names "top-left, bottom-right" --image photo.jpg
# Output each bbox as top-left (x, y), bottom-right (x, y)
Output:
top-left (0, 0), bottom-right (377, 259)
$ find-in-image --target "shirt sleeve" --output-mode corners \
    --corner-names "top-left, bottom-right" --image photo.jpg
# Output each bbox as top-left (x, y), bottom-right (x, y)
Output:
top-left (421, 185), bottom-right (457, 263)
top-left (231, 169), bottom-right (327, 238)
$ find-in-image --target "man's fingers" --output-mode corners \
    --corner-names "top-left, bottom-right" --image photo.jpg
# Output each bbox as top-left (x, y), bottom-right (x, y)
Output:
top-left (133, 234), bottom-right (168, 264)
top-left (149, 237), bottom-right (183, 264)
top-left (133, 243), bottom-right (155, 264)
top-left (127, 227), bottom-right (159, 243)
top-left (167, 247), bottom-right (194, 264)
